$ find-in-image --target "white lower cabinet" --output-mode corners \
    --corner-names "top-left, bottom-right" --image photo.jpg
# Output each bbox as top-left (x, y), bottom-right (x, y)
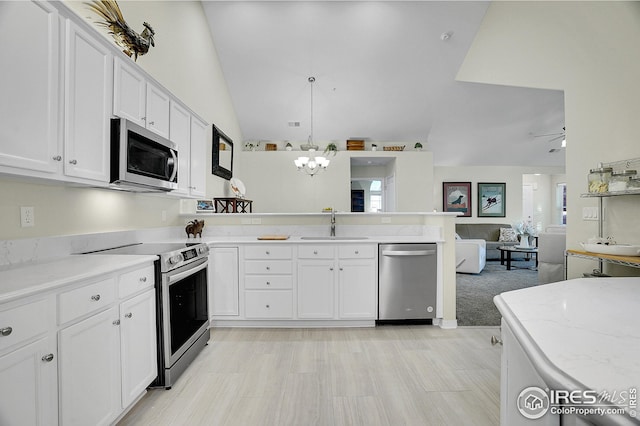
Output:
top-left (338, 259), bottom-right (377, 319)
top-left (297, 259), bottom-right (335, 319)
top-left (0, 335), bottom-right (58, 426)
top-left (209, 247), bottom-right (239, 317)
top-left (59, 307), bottom-right (121, 426)
top-left (59, 286), bottom-right (156, 426)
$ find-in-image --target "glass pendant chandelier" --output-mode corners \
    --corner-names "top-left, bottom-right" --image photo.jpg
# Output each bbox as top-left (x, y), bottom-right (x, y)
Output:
top-left (294, 77), bottom-right (330, 176)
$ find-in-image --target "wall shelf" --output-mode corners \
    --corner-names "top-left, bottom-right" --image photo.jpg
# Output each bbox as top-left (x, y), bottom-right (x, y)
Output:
top-left (566, 249), bottom-right (640, 270)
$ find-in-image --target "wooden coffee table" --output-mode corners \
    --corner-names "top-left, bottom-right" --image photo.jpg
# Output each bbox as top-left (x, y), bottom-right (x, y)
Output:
top-left (498, 246), bottom-right (538, 270)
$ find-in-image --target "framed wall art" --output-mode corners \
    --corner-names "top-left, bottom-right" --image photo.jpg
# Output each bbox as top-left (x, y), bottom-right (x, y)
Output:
top-left (478, 182), bottom-right (506, 217)
top-left (443, 182), bottom-right (471, 217)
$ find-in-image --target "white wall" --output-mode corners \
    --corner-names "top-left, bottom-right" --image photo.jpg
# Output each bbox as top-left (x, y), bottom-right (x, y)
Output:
top-left (235, 150), bottom-right (434, 213)
top-left (0, 1), bottom-right (240, 240)
top-left (434, 166), bottom-right (564, 227)
top-left (456, 1), bottom-right (640, 278)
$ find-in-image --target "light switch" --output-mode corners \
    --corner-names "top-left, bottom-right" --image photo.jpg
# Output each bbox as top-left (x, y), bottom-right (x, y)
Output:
top-left (582, 207), bottom-right (599, 221)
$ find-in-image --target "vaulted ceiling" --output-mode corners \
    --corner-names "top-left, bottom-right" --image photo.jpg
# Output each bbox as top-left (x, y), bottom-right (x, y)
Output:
top-left (202, 1), bottom-right (565, 167)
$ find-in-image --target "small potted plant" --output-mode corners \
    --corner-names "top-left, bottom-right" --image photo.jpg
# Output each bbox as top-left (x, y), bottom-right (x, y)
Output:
top-left (414, 142), bottom-right (423, 151)
top-left (371, 143), bottom-right (378, 152)
top-left (323, 142), bottom-right (338, 156)
top-left (285, 142), bottom-right (293, 151)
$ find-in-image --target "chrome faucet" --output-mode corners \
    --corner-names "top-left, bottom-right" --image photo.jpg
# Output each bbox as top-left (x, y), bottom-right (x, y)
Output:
top-left (330, 209), bottom-right (336, 237)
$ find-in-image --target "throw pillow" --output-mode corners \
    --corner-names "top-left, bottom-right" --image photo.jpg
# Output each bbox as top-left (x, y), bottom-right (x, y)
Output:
top-left (499, 227), bottom-right (518, 242)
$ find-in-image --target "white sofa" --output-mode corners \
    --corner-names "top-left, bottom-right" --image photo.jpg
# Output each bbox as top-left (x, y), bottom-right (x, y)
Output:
top-left (537, 226), bottom-right (567, 284)
top-left (456, 239), bottom-right (487, 274)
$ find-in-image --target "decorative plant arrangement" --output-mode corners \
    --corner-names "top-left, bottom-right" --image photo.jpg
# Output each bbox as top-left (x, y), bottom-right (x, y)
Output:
top-left (512, 220), bottom-right (537, 247)
top-left (414, 142), bottom-right (423, 150)
top-left (371, 144), bottom-right (378, 151)
top-left (323, 143), bottom-right (338, 156)
top-left (285, 142), bottom-right (293, 151)
top-left (87, 0), bottom-right (155, 61)
top-left (244, 141), bottom-right (261, 151)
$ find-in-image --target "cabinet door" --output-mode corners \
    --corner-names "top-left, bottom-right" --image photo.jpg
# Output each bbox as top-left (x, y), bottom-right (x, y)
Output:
top-left (169, 101), bottom-right (191, 195)
top-left (209, 248), bottom-right (239, 316)
top-left (63, 19), bottom-right (112, 182)
top-left (120, 289), bottom-right (157, 409)
top-left (297, 260), bottom-right (335, 319)
top-left (0, 1), bottom-right (60, 174)
top-left (0, 336), bottom-right (57, 426)
top-left (189, 117), bottom-right (208, 197)
top-left (145, 82), bottom-right (170, 138)
top-left (59, 307), bottom-right (121, 426)
top-left (338, 259), bottom-right (377, 319)
top-left (113, 57), bottom-right (146, 126)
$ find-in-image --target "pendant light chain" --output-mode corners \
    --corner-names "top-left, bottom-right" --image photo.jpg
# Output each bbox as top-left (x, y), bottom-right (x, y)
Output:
top-left (309, 76), bottom-right (315, 144)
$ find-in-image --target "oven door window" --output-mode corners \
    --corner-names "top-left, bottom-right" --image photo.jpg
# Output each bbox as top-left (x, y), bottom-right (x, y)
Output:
top-left (127, 131), bottom-right (176, 181)
top-left (168, 266), bottom-right (208, 355)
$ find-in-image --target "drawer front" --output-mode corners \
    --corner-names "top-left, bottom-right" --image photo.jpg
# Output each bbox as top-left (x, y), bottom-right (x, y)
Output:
top-left (338, 244), bottom-right (376, 259)
top-left (245, 275), bottom-right (292, 290)
top-left (244, 245), bottom-right (292, 260)
top-left (118, 265), bottom-right (155, 299)
top-left (0, 298), bottom-right (54, 353)
top-left (58, 278), bottom-right (115, 324)
top-left (244, 260), bottom-right (292, 275)
top-left (298, 245), bottom-right (335, 259)
top-left (245, 291), bottom-right (292, 318)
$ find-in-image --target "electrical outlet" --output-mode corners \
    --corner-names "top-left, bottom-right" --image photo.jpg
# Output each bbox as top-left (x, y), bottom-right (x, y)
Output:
top-left (161, 210), bottom-right (167, 222)
top-left (21, 206), bottom-right (35, 227)
top-left (381, 217), bottom-right (392, 224)
top-left (241, 218), bottom-right (252, 225)
top-left (251, 218), bottom-right (262, 225)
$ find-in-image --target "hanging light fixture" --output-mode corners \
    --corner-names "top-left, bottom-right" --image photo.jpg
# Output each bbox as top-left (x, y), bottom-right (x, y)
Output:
top-left (295, 76), bottom-right (330, 176)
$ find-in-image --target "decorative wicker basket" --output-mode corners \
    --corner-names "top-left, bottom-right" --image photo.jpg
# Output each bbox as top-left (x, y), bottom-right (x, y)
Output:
top-left (383, 145), bottom-right (405, 151)
top-left (265, 143), bottom-right (277, 151)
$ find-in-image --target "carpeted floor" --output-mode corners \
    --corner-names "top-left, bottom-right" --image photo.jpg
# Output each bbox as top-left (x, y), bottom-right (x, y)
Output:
top-left (456, 259), bottom-right (538, 326)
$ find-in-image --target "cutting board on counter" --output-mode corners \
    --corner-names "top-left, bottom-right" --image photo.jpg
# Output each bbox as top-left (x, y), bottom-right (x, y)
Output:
top-left (257, 235), bottom-right (290, 240)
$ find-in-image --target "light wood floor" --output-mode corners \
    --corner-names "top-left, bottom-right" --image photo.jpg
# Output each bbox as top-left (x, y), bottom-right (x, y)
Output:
top-left (118, 326), bottom-right (501, 426)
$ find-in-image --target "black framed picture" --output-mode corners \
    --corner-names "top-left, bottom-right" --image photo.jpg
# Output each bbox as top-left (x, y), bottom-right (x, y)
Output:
top-left (443, 182), bottom-right (471, 217)
top-left (478, 182), bottom-right (506, 217)
top-left (212, 125), bottom-right (233, 180)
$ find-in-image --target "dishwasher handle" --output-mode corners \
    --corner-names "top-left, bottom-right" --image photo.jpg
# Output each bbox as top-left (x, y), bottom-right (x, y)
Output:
top-left (382, 249), bottom-right (436, 257)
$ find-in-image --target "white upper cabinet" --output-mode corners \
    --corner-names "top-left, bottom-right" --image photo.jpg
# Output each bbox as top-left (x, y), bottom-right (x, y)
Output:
top-left (63, 19), bottom-right (112, 183)
top-left (0, 1), bottom-right (60, 175)
top-left (189, 117), bottom-right (208, 198)
top-left (113, 58), bottom-right (170, 139)
top-left (113, 57), bottom-right (146, 126)
top-left (169, 101), bottom-right (192, 196)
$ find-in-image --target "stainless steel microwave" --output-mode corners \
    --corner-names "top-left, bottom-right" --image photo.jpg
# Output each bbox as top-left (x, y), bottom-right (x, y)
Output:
top-left (110, 118), bottom-right (178, 192)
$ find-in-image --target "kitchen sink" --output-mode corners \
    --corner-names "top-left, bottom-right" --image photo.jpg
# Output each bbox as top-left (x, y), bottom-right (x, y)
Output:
top-left (300, 236), bottom-right (369, 240)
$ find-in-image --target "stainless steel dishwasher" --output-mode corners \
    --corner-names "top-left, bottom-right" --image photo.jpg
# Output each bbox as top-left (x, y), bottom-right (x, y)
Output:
top-left (378, 243), bottom-right (437, 320)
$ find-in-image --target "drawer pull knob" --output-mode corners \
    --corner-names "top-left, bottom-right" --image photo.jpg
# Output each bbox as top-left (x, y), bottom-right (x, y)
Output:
top-left (266, 304), bottom-right (270, 308)
top-left (490, 335), bottom-right (503, 346)
top-left (125, 312), bottom-right (133, 319)
top-left (69, 159), bottom-right (77, 165)
top-left (52, 155), bottom-right (62, 161)
top-left (113, 319), bottom-right (121, 326)
top-left (340, 267), bottom-right (343, 271)
top-left (266, 251), bottom-right (270, 255)
top-left (140, 277), bottom-right (147, 282)
top-left (149, 121), bottom-right (155, 126)
top-left (355, 250), bottom-right (359, 254)
top-left (266, 281), bottom-right (271, 286)
top-left (329, 267), bottom-right (334, 271)
top-left (266, 266), bottom-right (271, 271)
top-left (314, 250), bottom-right (318, 255)
top-left (91, 294), bottom-right (101, 301)
top-left (0, 327), bottom-right (13, 337)
top-left (42, 353), bottom-right (54, 362)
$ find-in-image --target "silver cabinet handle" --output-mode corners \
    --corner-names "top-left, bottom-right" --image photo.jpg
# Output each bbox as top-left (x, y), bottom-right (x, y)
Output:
top-left (125, 313), bottom-right (133, 318)
top-left (1, 327), bottom-right (13, 337)
top-left (339, 267), bottom-right (343, 271)
top-left (265, 304), bottom-right (270, 309)
top-left (148, 121), bottom-right (155, 125)
top-left (139, 277), bottom-right (147, 282)
top-left (355, 250), bottom-right (359, 254)
top-left (52, 155), bottom-right (62, 161)
top-left (313, 250), bottom-right (318, 255)
top-left (69, 159), bottom-right (77, 165)
top-left (266, 266), bottom-right (270, 271)
top-left (490, 336), bottom-right (503, 346)
top-left (266, 281), bottom-right (271, 286)
top-left (382, 250), bottom-right (435, 257)
top-left (42, 353), bottom-right (54, 362)
top-left (329, 267), bottom-right (334, 271)
top-left (265, 251), bottom-right (270, 255)
top-left (113, 319), bottom-right (120, 326)
top-left (91, 294), bottom-right (101, 301)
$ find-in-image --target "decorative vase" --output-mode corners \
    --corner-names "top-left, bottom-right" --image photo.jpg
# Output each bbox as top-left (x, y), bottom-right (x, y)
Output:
top-left (520, 234), bottom-right (530, 248)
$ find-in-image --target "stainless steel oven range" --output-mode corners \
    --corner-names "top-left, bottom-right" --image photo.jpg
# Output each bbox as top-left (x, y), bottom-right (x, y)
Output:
top-left (90, 242), bottom-right (209, 389)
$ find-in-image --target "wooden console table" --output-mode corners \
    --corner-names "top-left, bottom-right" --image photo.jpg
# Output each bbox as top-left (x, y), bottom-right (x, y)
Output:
top-left (214, 197), bottom-right (253, 213)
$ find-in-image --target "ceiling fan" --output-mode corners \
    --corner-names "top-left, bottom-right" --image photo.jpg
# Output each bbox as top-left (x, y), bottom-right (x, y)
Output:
top-left (531, 127), bottom-right (566, 153)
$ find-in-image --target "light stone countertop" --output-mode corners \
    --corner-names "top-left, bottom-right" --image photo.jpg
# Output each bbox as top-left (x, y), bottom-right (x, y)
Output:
top-left (182, 235), bottom-right (445, 245)
top-left (0, 254), bottom-right (157, 304)
top-left (494, 277), bottom-right (640, 422)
